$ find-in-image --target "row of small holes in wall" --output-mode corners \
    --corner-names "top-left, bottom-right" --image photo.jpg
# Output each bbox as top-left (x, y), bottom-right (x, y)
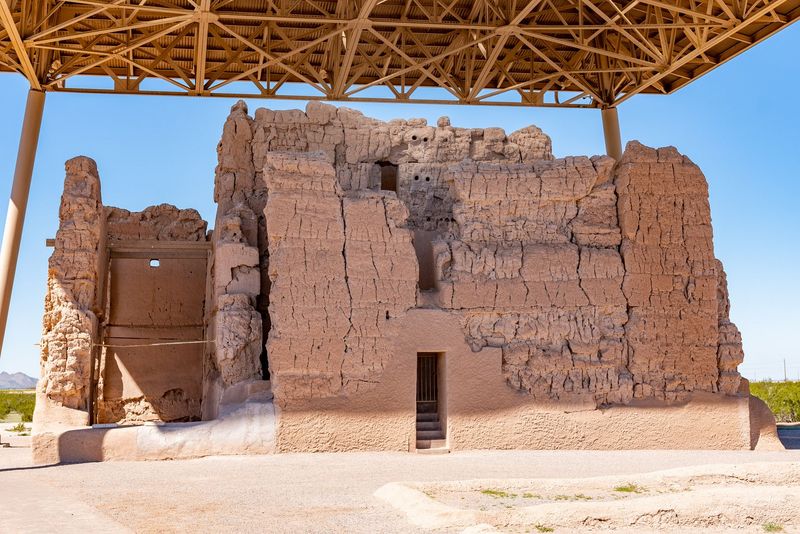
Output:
top-left (426, 217), bottom-right (453, 222)
top-left (413, 176), bottom-right (432, 182)
top-left (411, 135), bottom-right (429, 142)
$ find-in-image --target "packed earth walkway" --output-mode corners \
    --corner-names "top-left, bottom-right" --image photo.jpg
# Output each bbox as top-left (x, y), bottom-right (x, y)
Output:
top-left (2, 448), bottom-right (800, 533)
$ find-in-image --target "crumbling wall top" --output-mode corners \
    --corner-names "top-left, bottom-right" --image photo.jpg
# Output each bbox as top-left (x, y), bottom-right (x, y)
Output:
top-left (105, 204), bottom-right (207, 241)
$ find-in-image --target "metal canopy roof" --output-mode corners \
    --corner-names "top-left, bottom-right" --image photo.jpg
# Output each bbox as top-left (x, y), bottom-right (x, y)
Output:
top-left (0, 2), bottom-right (798, 361)
top-left (1, 1), bottom-right (798, 108)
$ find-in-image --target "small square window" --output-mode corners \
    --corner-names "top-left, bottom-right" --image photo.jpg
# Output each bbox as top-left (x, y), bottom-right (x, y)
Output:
top-left (149, 259), bottom-right (160, 268)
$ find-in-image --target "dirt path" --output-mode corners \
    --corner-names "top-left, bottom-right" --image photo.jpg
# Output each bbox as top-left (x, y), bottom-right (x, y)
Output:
top-left (2, 448), bottom-right (800, 533)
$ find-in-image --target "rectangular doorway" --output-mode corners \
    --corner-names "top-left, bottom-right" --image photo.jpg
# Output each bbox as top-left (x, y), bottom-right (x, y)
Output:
top-left (416, 352), bottom-right (438, 413)
top-left (416, 352), bottom-right (445, 448)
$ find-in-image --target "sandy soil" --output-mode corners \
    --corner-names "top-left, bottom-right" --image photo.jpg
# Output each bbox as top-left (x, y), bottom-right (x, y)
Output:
top-left (380, 463), bottom-right (800, 532)
top-left (1, 448), bottom-right (800, 533)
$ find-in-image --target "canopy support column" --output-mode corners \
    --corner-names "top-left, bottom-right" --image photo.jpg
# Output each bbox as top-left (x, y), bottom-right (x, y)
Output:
top-left (0, 88), bottom-right (46, 357)
top-left (601, 106), bottom-right (623, 161)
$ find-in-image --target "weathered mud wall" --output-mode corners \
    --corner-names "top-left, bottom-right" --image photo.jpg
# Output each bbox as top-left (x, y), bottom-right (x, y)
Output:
top-left (207, 101), bottom-right (265, 417)
top-left (616, 144), bottom-right (710, 399)
top-left (396, 309), bottom-right (752, 451)
top-left (432, 155), bottom-right (632, 405)
top-left (105, 205), bottom-right (206, 241)
top-left (36, 102), bottom-right (754, 457)
top-left (716, 259), bottom-right (745, 394)
top-left (249, 102), bottom-right (552, 189)
top-left (35, 158), bottom-right (213, 428)
top-left (428, 142), bottom-right (744, 407)
top-left (263, 152), bottom-right (418, 403)
top-left (211, 103), bottom-right (741, 412)
top-left (37, 156), bottom-right (104, 423)
top-left (97, 205), bottom-right (208, 425)
top-left (209, 211), bottom-right (262, 388)
top-left (246, 103), bottom-right (551, 232)
top-left (212, 101), bottom-right (555, 402)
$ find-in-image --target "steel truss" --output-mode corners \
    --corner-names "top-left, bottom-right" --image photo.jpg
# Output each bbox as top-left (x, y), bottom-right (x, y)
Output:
top-left (1, 0), bottom-right (798, 108)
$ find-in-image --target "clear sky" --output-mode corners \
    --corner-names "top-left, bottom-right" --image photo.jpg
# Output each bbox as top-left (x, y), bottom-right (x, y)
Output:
top-left (0, 24), bottom-right (798, 381)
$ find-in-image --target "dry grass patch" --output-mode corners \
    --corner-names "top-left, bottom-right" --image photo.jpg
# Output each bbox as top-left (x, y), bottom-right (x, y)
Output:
top-left (613, 483), bottom-right (645, 494)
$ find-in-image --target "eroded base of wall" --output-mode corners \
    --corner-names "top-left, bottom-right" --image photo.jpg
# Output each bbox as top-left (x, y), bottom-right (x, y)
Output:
top-left (749, 393), bottom-right (785, 451)
top-left (32, 397), bottom-right (276, 464)
top-left (32, 394), bottom-right (779, 463)
top-left (445, 395), bottom-right (753, 450)
top-left (277, 409), bottom-right (415, 452)
top-left (275, 398), bottom-right (760, 453)
top-left (31, 308), bottom-right (779, 462)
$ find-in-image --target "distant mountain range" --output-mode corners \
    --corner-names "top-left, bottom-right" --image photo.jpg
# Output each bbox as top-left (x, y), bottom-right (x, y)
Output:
top-left (0, 371), bottom-right (37, 389)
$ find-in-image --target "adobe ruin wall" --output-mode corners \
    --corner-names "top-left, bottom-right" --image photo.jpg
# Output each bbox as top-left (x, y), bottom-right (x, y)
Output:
top-left (211, 102), bottom-right (744, 410)
top-left (35, 158), bottom-right (211, 429)
top-left (33, 100), bottom-right (776, 460)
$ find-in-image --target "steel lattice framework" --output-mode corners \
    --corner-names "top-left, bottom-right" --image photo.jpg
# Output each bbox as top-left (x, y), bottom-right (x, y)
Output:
top-left (1, 0), bottom-right (798, 108)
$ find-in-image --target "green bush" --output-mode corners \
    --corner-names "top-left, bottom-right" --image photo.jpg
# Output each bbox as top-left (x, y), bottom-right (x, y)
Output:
top-left (750, 381), bottom-right (800, 423)
top-left (0, 391), bottom-right (35, 422)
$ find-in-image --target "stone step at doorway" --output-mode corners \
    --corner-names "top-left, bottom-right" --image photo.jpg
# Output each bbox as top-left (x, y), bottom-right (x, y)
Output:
top-left (415, 438), bottom-right (449, 454)
top-left (415, 411), bottom-right (448, 453)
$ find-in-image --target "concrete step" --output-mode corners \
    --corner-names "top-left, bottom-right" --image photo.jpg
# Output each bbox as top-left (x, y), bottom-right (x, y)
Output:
top-left (416, 413), bottom-right (439, 423)
top-left (416, 430), bottom-right (445, 440)
top-left (416, 447), bottom-right (450, 455)
top-left (416, 438), bottom-right (448, 450)
top-left (416, 421), bottom-right (441, 431)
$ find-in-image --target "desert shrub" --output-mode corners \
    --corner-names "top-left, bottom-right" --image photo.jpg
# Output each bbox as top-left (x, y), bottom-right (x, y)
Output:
top-left (750, 381), bottom-right (800, 422)
top-left (0, 391), bottom-right (36, 422)
top-left (480, 489), bottom-right (516, 498)
top-left (613, 483), bottom-right (644, 493)
top-left (7, 422), bottom-right (26, 433)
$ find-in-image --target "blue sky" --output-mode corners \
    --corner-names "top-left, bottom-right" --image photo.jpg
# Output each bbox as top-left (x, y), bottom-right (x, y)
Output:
top-left (0, 24), bottom-right (798, 380)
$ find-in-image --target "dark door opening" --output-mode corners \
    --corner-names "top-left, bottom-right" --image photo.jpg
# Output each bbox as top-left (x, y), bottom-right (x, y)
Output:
top-left (416, 352), bottom-right (445, 448)
top-left (378, 162), bottom-right (398, 192)
top-left (416, 352), bottom-right (438, 413)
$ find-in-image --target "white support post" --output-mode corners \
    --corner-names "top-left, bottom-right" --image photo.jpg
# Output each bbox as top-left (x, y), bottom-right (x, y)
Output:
top-left (601, 106), bottom-right (623, 161)
top-left (0, 88), bottom-right (46, 357)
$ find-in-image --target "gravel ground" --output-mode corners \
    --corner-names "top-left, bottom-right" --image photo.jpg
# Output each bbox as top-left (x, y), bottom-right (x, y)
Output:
top-left (2, 448), bottom-right (800, 533)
